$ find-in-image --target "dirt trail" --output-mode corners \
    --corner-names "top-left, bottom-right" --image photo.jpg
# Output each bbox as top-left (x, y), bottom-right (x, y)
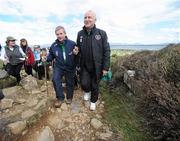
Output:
top-left (17, 85), bottom-right (120, 141)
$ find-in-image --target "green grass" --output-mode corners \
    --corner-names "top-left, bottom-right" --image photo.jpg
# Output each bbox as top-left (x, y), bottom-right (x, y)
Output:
top-left (111, 49), bottom-right (136, 57)
top-left (100, 82), bottom-right (152, 141)
top-left (110, 49), bottom-right (136, 65)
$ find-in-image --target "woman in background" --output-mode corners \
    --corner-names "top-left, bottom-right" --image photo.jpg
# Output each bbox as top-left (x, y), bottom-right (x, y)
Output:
top-left (0, 36), bottom-right (25, 84)
top-left (20, 38), bottom-right (34, 76)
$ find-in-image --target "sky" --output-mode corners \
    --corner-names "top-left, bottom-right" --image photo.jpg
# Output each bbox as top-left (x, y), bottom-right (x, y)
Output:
top-left (0, 0), bottom-right (179, 46)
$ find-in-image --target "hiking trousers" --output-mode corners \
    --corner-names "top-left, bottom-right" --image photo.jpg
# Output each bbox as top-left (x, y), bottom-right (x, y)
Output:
top-left (80, 67), bottom-right (99, 103)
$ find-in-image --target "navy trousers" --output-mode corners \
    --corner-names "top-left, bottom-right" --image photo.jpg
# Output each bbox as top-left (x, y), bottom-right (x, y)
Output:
top-left (52, 67), bottom-right (75, 101)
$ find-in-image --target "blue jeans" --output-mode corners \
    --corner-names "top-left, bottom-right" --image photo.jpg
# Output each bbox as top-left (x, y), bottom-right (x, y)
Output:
top-left (52, 67), bottom-right (75, 101)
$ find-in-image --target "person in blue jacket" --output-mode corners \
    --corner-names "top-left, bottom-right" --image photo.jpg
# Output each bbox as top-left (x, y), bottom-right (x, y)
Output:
top-left (45, 26), bottom-right (78, 108)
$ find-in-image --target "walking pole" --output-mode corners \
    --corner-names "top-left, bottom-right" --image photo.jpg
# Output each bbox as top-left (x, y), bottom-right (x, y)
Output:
top-left (44, 61), bottom-right (48, 96)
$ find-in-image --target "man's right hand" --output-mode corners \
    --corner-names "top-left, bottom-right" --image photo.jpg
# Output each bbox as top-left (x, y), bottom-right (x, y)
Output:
top-left (73, 46), bottom-right (79, 55)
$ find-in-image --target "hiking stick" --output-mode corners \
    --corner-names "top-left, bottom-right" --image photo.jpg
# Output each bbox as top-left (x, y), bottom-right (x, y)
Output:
top-left (44, 62), bottom-right (48, 96)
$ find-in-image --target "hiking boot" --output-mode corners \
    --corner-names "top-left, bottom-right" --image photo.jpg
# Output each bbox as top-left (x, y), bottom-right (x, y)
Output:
top-left (84, 92), bottom-right (91, 101)
top-left (54, 100), bottom-right (63, 108)
top-left (66, 99), bottom-right (72, 104)
top-left (90, 102), bottom-right (96, 111)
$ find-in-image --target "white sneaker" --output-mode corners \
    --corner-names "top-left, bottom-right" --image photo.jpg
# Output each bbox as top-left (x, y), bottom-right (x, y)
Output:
top-left (90, 102), bottom-right (96, 111)
top-left (84, 92), bottom-right (91, 101)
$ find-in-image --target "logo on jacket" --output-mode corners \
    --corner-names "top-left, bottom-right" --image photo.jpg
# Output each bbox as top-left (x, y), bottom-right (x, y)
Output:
top-left (80, 36), bottom-right (83, 42)
top-left (95, 34), bottom-right (101, 40)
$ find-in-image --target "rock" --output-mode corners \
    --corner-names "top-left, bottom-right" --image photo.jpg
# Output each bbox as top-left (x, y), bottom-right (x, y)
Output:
top-left (34, 99), bottom-right (47, 110)
top-left (0, 98), bottom-right (13, 110)
top-left (0, 69), bottom-right (8, 79)
top-left (84, 101), bottom-right (90, 109)
top-left (20, 75), bottom-right (39, 91)
top-left (15, 98), bottom-right (26, 104)
top-left (37, 126), bottom-right (54, 141)
top-left (96, 114), bottom-right (102, 119)
top-left (71, 101), bottom-right (81, 113)
top-left (8, 121), bottom-right (26, 135)
top-left (27, 98), bottom-right (38, 107)
top-left (40, 85), bottom-right (47, 92)
top-left (61, 103), bottom-right (68, 111)
top-left (124, 70), bottom-right (136, 90)
top-left (57, 108), bottom-right (61, 113)
top-left (127, 70), bottom-right (135, 77)
top-left (2, 86), bottom-right (21, 98)
top-left (21, 109), bottom-right (36, 119)
top-left (98, 132), bottom-right (113, 140)
top-left (31, 89), bottom-right (41, 94)
top-left (47, 115), bottom-right (65, 129)
top-left (91, 118), bottom-right (103, 129)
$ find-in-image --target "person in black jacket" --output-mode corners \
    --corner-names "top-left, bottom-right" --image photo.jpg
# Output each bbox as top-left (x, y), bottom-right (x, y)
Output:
top-left (76, 10), bottom-right (110, 111)
top-left (45, 26), bottom-right (78, 108)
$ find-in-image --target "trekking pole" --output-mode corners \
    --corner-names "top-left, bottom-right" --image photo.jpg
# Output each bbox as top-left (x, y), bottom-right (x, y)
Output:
top-left (44, 61), bottom-right (48, 96)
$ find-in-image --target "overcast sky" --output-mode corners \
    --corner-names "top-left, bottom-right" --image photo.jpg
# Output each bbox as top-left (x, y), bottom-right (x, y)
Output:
top-left (0, 0), bottom-right (179, 45)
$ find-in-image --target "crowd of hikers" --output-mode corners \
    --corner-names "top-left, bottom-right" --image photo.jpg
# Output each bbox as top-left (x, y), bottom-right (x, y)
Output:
top-left (0, 10), bottom-right (111, 111)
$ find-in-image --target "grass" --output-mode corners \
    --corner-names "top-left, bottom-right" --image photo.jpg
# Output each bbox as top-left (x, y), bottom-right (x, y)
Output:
top-left (101, 48), bottom-right (151, 141)
top-left (100, 82), bottom-right (152, 141)
top-left (111, 49), bottom-right (136, 57)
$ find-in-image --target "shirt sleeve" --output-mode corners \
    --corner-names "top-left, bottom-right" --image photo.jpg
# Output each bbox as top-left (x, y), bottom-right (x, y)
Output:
top-left (0, 47), bottom-right (7, 61)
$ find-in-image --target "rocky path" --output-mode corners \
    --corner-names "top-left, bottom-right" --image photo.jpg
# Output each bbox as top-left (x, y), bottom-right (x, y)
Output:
top-left (18, 88), bottom-right (117, 141)
top-left (0, 75), bottom-right (121, 141)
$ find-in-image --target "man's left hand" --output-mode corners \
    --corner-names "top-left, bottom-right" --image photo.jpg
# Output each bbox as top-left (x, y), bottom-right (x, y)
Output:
top-left (102, 70), bottom-right (108, 76)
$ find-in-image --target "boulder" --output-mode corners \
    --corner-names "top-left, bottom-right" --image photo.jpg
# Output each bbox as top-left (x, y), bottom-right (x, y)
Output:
top-left (37, 126), bottom-right (54, 141)
top-left (20, 75), bottom-right (39, 91)
top-left (91, 118), bottom-right (103, 129)
top-left (0, 98), bottom-right (13, 110)
top-left (8, 121), bottom-right (26, 135)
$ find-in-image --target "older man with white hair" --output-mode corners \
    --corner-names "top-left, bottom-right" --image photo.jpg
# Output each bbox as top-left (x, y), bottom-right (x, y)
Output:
top-left (76, 10), bottom-right (110, 110)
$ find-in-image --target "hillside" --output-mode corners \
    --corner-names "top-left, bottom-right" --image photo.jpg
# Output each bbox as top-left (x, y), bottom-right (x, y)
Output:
top-left (111, 43), bottom-right (180, 141)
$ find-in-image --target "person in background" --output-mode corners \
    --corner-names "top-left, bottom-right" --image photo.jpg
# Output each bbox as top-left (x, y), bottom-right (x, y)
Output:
top-left (0, 36), bottom-right (26, 84)
top-left (33, 45), bottom-right (43, 79)
top-left (76, 10), bottom-right (110, 110)
top-left (40, 48), bottom-right (49, 80)
top-left (20, 38), bottom-right (35, 76)
top-left (43, 25), bottom-right (78, 108)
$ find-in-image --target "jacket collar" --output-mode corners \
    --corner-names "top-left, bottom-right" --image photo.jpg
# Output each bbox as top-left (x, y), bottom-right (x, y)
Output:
top-left (55, 39), bottom-right (67, 46)
top-left (83, 24), bottom-right (96, 35)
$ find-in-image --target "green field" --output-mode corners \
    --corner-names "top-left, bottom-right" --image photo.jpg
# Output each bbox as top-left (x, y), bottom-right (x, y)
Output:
top-left (111, 49), bottom-right (136, 57)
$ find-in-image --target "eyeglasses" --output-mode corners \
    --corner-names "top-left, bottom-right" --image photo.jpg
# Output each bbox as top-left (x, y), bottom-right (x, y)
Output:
top-left (9, 40), bottom-right (15, 42)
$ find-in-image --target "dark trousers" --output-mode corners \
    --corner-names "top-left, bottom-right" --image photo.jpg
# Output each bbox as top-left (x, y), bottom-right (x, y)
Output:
top-left (52, 67), bottom-right (75, 101)
top-left (6, 63), bottom-right (23, 83)
top-left (24, 64), bottom-right (33, 76)
top-left (33, 61), bottom-right (49, 80)
top-left (80, 67), bottom-right (99, 103)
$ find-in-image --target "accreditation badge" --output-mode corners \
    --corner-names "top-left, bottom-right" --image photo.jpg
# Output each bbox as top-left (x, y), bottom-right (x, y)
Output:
top-left (80, 36), bottom-right (83, 42)
top-left (95, 34), bottom-right (101, 40)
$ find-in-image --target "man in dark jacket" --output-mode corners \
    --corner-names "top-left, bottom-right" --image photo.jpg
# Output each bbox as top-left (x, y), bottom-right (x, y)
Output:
top-left (76, 10), bottom-right (110, 110)
top-left (45, 26), bottom-right (78, 108)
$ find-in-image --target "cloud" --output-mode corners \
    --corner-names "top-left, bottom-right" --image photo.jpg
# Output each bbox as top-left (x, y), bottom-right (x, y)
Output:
top-left (0, 0), bottom-right (179, 45)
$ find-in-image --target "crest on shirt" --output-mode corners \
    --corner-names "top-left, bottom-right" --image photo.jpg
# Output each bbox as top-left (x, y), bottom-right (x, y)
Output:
top-left (95, 34), bottom-right (101, 40)
top-left (80, 36), bottom-right (83, 42)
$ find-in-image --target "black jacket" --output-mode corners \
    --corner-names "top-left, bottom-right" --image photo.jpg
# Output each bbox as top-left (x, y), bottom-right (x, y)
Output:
top-left (77, 25), bottom-right (110, 80)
